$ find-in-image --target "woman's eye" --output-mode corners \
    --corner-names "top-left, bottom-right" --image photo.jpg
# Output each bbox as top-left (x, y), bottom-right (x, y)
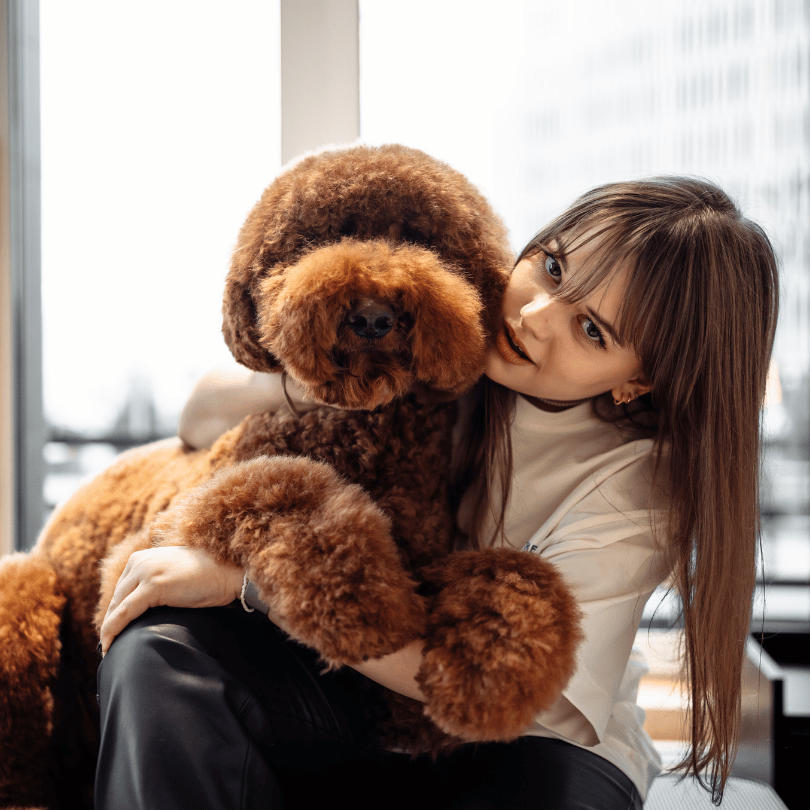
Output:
top-left (582, 318), bottom-right (604, 345)
top-left (544, 254), bottom-right (562, 281)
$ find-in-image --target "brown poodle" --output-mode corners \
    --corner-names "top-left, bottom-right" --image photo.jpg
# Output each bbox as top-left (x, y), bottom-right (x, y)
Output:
top-left (0, 144), bottom-right (581, 809)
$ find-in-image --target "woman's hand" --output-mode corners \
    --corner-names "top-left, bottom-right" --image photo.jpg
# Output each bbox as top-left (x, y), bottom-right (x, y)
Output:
top-left (99, 546), bottom-right (244, 655)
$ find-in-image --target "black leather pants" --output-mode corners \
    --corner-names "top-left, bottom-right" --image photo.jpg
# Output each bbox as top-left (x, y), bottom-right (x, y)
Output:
top-left (96, 605), bottom-right (642, 810)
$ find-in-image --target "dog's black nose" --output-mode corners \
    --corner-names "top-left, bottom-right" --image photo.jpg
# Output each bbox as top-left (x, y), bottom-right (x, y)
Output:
top-left (349, 298), bottom-right (395, 339)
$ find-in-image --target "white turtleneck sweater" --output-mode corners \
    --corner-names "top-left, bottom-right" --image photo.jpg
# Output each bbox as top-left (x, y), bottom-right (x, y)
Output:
top-left (458, 395), bottom-right (670, 799)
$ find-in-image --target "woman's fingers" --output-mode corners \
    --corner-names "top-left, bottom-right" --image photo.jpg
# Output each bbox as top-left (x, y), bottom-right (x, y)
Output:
top-left (99, 546), bottom-right (244, 655)
top-left (100, 551), bottom-right (169, 653)
top-left (100, 581), bottom-right (156, 654)
top-left (103, 559), bottom-right (140, 621)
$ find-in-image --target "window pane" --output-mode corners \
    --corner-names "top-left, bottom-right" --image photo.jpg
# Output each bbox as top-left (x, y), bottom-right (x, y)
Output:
top-left (40, 0), bottom-right (281, 505)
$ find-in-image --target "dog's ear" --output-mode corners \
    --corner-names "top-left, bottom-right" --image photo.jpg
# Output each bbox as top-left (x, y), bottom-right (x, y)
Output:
top-left (221, 256), bottom-right (283, 373)
top-left (220, 157), bottom-right (313, 373)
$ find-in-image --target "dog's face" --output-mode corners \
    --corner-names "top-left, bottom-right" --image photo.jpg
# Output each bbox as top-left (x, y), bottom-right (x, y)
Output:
top-left (256, 239), bottom-right (488, 409)
top-left (222, 144), bottom-right (512, 410)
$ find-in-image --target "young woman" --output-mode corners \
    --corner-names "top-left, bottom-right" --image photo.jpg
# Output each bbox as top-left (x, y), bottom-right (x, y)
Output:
top-left (96, 177), bottom-right (778, 810)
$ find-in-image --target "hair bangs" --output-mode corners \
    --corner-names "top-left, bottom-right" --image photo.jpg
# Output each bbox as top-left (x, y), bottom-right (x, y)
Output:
top-left (523, 209), bottom-right (672, 354)
top-left (518, 178), bottom-right (753, 391)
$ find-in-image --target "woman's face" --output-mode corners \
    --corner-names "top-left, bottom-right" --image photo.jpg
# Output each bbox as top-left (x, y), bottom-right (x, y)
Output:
top-left (485, 230), bottom-right (650, 404)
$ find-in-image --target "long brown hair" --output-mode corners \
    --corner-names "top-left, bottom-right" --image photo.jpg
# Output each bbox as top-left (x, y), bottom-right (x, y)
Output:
top-left (455, 177), bottom-right (779, 803)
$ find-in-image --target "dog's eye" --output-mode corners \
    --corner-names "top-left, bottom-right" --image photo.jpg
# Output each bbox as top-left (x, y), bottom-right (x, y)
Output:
top-left (339, 219), bottom-right (358, 238)
top-left (398, 312), bottom-right (414, 332)
top-left (400, 223), bottom-right (429, 248)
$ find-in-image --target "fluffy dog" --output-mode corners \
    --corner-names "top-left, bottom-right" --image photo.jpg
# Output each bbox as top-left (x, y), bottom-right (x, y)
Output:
top-left (0, 144), bottom-right (581, 809)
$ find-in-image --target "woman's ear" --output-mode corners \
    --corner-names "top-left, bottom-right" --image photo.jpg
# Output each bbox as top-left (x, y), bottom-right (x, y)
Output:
top-left (611, 372), bottom-right (651, 405)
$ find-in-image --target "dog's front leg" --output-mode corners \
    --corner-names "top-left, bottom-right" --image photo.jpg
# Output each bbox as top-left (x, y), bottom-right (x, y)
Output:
top-left (414, 548), bottom-right (582, 742)
top-left (157, 455), bottom-right (427, 667)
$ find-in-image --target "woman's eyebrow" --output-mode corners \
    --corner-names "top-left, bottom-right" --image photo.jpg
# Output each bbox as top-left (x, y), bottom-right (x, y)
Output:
top-left (545, 239), bottom-right (568, 271)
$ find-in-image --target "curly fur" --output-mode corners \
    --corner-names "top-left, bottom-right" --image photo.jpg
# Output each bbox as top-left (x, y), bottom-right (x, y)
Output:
top-left (148, 455), bottom-right (427, 665)
top-left (0, 556), bottom-right (64, 804)
top-left (223, 144), bottom-right (509, 379)
top-left (417, 550), bottom-right (582, 741)
top-left (0, 144), bottom-right (582, 808)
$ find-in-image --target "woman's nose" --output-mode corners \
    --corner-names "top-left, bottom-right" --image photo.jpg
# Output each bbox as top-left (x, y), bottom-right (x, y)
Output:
top-left (520, 294), bottom-right (559, 341)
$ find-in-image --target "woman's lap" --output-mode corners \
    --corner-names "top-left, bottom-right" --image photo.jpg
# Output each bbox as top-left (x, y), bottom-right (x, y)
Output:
top-left (96, 606), bottom-right (641, 810)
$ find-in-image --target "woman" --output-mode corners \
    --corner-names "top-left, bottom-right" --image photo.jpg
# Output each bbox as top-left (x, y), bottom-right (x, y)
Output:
top-left (96, 177), bottom-right (778, 809)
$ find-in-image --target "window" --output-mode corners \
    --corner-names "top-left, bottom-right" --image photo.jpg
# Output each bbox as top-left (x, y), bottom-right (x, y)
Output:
top-left (360, 0), bottom-right (810, 626)
top-left (38, 0), bottom-right (281, 520)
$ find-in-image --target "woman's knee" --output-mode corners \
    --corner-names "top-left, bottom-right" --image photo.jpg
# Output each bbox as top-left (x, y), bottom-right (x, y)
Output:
top-left (99, 606), bottom-right (223, 695)
top-left (95, 607), bottom-right (288, 810)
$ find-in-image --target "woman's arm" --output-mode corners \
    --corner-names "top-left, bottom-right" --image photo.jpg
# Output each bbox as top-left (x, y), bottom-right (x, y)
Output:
top-left (99, 545), bottom-right (245, 654)
top-left (350, 640), bottom-right (426, 702)
top-left (178, 366), bottom-right (314, 450)
top-left (178, 367), bottom-right (280, 449)
top-left (267, 600), bottom-right (426, 702)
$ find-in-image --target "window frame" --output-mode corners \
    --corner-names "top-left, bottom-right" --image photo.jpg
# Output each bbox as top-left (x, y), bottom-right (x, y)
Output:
top-left (2, 0), bottom-right (44, 554)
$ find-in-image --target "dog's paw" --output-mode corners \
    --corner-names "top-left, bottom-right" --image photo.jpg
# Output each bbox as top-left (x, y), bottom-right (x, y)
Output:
top-left (416, 548), bottom-right (582, 741)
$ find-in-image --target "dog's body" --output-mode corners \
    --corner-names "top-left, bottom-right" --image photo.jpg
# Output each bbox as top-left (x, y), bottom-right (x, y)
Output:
top-left (0, 145), bottom-right (581, 809)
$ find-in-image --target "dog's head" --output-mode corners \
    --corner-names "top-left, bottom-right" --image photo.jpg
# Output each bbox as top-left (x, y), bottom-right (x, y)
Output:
top-left (222, 144), bottom-right (512, 409)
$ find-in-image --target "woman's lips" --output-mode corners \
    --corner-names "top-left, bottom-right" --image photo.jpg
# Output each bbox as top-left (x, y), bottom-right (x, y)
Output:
top-left (496, 323), bottom-right (534, 366)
